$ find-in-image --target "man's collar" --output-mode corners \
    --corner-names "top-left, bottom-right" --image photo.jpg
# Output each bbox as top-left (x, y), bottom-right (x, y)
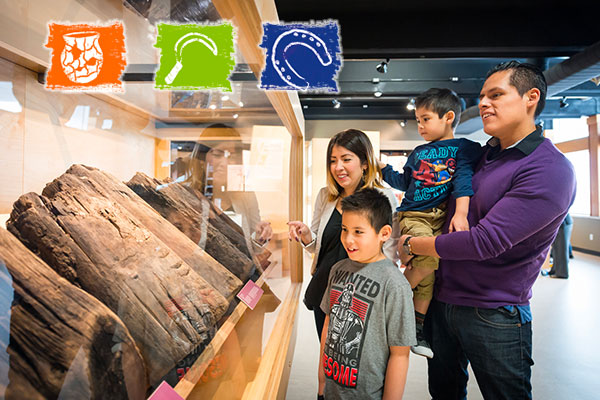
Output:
top-left (486, 125), bottom-right (545, 156)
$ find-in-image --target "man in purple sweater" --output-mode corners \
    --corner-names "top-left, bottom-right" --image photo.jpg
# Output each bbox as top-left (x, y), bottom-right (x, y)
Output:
top-left (399, 61), bottom-right (576, 399)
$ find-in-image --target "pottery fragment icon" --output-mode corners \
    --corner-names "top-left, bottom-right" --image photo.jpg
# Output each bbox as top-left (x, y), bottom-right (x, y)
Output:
top-left (45, 22), bottom-right (126, 91)
top-left (61, 31), bottom-right (104, 83)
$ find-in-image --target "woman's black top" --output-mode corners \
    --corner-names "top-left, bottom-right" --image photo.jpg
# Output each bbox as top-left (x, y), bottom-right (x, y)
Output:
top-left (303, 208), bottom-right (348, 309)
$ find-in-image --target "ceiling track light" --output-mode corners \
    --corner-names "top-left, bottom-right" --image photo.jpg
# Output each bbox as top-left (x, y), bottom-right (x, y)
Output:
top-left (332, 99), bottom-right (341, 109)
top-left (406, 98), bottom-right (416, 111)
top-left (559, 96), bottom-right (569, 109)
top-left (374, 91), bottom-right (383, 98)
top-left (400, 119), bottom-right (406, 127)
top-left (376, 58), bottom-right (390, 74)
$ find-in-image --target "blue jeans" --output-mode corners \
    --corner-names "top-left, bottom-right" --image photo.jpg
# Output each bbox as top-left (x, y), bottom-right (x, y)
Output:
top-left (427, 300), bottom-right (534, 400)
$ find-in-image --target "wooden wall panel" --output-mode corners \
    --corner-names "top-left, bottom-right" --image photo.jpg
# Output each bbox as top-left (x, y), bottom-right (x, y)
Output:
top-left (0, 58), bottom-right (157, 213)
top-left (0, 58), bottom-right (26, 214)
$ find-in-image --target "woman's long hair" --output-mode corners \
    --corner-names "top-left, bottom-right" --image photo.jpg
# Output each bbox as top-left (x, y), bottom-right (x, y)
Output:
top-left (326, 129), bottom-right (383, 201)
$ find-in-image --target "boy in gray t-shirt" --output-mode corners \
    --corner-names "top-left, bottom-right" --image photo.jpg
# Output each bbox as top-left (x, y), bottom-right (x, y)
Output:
top-left (318, 188), bottom-right (416, 399)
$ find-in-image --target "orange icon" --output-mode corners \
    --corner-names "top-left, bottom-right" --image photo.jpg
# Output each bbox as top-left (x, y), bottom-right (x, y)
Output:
top-left (45, 22), bottom-right (126, 91)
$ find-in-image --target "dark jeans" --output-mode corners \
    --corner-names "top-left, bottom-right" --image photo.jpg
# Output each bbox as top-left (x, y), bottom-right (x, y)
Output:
top-left (314, 307), bottom-right (326, 341)
top-left (427, 300), bottom-right (533, 400)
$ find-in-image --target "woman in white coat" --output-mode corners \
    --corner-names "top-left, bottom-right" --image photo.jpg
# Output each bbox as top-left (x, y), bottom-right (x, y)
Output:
top-left (288, 129), bottom-right (399, 339)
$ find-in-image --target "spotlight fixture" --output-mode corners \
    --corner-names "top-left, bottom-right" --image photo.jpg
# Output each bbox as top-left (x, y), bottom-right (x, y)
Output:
top-left (238, 101), bottom-right (244, 107)
top-left (233, 113), bottom-right (239, 119)
top-left (559, 96), bottom-right (569, 109)
top-left (372, 78), bottom-right (380, 84)
top-left (400, 119), bottom-right (406, 127)
top-left (332, 99), bottom-right (341, 109)
top-left (406, 98), bottom-right (416, 111)
top-left (221, 95), bottom-right (229, 101)
top-left (303, 104), bottom-right (308, 109)
top-left (209, 104), bottom-right (217, 110)
top-left (363, 104), bottom-right (369, 108)
top-left (374, 91), bottom-right (383, 98)
top-left (376, 58), bottom-right (390, 74)
top-left (450, 76), bottom-right (459, 82)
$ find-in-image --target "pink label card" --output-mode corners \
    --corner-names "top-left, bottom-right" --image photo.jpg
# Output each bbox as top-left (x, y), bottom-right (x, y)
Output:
top-left (147, 381), bottom-right (184, 400)
top-left (236, 280), bottom-right (264, 310)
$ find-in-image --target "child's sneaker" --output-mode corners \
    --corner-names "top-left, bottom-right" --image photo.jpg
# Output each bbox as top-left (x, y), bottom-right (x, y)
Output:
top-left (411, 323), bottom-right (434, 358)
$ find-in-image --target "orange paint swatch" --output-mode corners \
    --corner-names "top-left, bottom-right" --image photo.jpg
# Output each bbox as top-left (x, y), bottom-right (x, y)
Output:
top-left (45, 21), bottom-right (127, 91)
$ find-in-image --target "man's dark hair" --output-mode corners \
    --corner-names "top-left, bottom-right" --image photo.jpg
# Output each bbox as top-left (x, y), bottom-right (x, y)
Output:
top-left (415, 88), bottom-right (462, 128)
top-left (341, 188), bottom-right (392, 232)
top-left (485, 61), bottom-right (547, 118)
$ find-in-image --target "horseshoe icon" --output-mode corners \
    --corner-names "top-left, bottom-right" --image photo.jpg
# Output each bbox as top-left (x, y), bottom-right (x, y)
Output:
top-left (271, 29), bottom-right (333, 90)
top-left (165, 32), bottom-right (218, 84)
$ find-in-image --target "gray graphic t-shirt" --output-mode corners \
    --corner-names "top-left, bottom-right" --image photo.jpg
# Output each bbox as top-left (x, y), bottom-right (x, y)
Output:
top-left (320, 258), bottom-right (416, 399)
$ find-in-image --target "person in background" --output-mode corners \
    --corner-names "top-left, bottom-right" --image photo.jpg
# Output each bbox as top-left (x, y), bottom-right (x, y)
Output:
top-left (398, 61), bottom-right (576, 399)
top-left (185, 123), bottom-right (272, 251)
top-left (288, 129), bottom-right (399, 340)
top-left (542, 213), bottom-right (573, 279)
top-left (379, 88), bottom-right (481, 358)
top-left (318, 188), bottom-right (414, 400)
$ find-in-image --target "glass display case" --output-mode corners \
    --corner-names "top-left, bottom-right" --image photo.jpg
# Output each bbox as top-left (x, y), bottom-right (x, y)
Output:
top-left (0, 0), bottom-right (304, 399)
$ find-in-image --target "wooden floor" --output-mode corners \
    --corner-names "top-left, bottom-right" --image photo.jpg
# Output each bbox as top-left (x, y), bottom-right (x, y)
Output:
top-left (286, 251), bottom-right (600, 399)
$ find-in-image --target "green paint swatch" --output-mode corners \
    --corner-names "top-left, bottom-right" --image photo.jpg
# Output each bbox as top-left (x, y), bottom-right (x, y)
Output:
top-left (154, 23), bottom-right (235, 91)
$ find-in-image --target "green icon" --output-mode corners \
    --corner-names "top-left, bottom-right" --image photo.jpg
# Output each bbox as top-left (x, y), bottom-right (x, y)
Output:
top-left (154, 23), bottom-right (235, 91)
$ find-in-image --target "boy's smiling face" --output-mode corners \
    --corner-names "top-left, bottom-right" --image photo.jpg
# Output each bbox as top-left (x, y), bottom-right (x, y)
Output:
top-left (341, 211), bottom-right (390, 264)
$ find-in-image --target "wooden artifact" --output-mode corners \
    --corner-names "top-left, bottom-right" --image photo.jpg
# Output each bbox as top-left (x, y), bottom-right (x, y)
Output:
top-left (0, 228), bottom-right (147, 400)
top-left (63, 165), bottom-right (243, 300)
top-left (179, 185), bottom-right (272, 270)
top-left (7, 170), bottom-right (229, 385)
top-left (126, 172), bottom-right (256, 282)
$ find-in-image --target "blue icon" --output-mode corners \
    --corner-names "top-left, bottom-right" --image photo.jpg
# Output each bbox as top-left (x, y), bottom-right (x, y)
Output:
top-left (259, 21), bottom-right (342, 92)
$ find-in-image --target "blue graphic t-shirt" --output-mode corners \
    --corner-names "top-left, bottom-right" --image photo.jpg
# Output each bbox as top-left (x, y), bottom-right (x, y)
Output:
top-left (382, 138), bottom-right (482, 211)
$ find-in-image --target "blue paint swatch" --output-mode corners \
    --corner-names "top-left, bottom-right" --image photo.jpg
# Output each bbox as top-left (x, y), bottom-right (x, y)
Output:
top-left (259, 21), bottom-right (342, 92)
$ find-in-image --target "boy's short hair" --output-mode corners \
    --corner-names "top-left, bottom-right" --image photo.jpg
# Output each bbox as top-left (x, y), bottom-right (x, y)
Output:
top-left (485, 61), bottom-right (547, 118)
top-left (415, 88), bottom-right (462, 128)
top-left (341, 188), bottom-right (392, 232)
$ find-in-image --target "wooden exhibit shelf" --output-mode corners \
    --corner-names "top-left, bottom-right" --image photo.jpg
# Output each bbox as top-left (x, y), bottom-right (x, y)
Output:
top-left (173, 259), bottom-right (301, 400)
top-left (174, 261), bottom-right (277, 398)
top-left (241, 283), bottom-right (301, 400)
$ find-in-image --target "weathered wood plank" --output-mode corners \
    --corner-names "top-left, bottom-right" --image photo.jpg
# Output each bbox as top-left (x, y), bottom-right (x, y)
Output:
top-left (179, 185), bottom-right (272, 270)
top-left (7, 171), bottom-right (229, 385)
top-left (64, 165), bottom-right (242, 299)
top-left (0, 228), bottom-right (147, 400)
top-left (126, 172), bottom-right (255, 282)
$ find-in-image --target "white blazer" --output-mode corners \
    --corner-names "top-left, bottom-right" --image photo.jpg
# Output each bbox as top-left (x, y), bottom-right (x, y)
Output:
top-left (304, 187), bottom-right (400, 274)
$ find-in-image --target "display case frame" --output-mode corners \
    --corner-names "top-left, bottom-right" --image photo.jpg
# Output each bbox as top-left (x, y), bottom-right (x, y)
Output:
top-left (0, 0), bottom-right (305, 398)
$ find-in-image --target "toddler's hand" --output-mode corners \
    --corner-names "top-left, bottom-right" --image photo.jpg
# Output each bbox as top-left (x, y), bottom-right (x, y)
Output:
top-left (449, 214), bottom-right (469, 232)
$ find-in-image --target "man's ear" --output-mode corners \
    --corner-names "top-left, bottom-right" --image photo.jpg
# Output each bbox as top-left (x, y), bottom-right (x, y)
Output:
top-left (445, 110), bottom-right (456, 125)
top-left (526, 88), bottom-right (541, 111)
top-left (379, 225), bottom-right (392, 241)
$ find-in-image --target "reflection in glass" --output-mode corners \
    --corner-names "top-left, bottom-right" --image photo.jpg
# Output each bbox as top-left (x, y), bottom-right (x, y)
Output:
top-left (0, 261), bottom-right (14, 399)
top-left (182, 124), bottom-right (273, 249)
top-left (65, 105), bottom-right (91, 130)
top-left (0, 82), bottom-right (22, 113)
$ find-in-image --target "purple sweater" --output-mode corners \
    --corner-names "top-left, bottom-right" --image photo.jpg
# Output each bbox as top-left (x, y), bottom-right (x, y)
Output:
top-left (435, 133), bottom-right (576, 308)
